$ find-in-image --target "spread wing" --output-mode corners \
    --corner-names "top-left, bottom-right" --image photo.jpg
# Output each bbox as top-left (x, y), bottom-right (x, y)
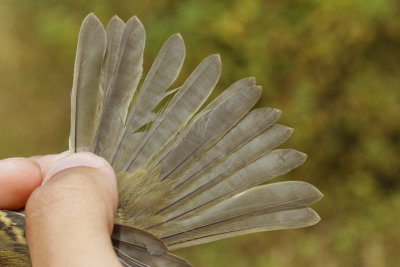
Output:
top-left (70, 13), bottom-right (322, 267)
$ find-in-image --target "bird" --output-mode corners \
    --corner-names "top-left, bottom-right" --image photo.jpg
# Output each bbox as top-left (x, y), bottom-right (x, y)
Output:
top-left (0, 13), bottom-right (322, 266)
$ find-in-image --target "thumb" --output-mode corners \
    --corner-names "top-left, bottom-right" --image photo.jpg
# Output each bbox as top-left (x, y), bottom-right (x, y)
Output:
top-left (25, 152), bottom-right (121, 267)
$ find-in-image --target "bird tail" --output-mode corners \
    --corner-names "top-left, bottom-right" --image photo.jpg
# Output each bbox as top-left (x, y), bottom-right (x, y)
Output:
top-left (70, 13), bottom-right (322, 267)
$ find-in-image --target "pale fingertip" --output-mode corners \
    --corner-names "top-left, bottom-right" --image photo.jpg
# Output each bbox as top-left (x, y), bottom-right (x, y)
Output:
top-left (43, 152), bottom-right (116, 184)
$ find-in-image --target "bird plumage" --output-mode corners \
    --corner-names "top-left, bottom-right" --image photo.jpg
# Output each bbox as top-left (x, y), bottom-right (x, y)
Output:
top-left (0, 13), bottom-right (322, 266)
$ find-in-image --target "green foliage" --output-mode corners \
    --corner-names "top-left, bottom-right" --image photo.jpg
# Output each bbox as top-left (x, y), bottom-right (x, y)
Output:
top-left (0, 0), bottom-right (399, 265)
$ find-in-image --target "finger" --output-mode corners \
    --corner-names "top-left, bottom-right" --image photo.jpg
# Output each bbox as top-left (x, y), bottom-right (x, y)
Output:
top-left (0, 157), bottom-right (42, 210)
top-left (25, 152), bottom-right (121, 267)
top-left (0, 154), bottom-right (61, 210)
top-left (30, 152), bottom-right (69, 177)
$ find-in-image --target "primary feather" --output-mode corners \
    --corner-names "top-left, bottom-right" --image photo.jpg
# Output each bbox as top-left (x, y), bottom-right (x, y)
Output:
top-left (70, 14), bottom-right (106, 152)
top-left (94, 16), bottom-right (146, 162)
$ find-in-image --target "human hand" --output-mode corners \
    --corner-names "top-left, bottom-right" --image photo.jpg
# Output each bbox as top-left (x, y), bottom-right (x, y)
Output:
top-left (0, 152), bottom-right (121, 266)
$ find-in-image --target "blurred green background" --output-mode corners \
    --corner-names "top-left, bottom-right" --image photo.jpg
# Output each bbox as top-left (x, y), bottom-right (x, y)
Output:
top-left (1, 0), bottom-right (399, 266)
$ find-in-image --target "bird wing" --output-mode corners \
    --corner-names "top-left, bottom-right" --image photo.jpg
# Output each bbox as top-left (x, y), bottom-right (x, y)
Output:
top-left (70, 13), bottom-right (322, 267)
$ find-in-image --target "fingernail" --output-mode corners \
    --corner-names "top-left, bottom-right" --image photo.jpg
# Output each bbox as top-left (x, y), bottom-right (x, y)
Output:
top-left (43, 152), bottom-right (115, 183)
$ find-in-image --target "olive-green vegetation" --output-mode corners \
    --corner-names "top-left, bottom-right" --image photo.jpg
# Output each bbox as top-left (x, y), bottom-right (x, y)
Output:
top-left (1, 0), bottom-right (399, 266)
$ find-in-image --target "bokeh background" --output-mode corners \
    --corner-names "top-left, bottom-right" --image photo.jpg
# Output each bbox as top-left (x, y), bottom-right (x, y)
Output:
top-left (1, 0), bottom-right (400, 266)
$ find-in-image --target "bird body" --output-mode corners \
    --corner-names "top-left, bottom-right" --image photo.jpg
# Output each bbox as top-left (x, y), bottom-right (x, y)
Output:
top-left (0, 13), bottom-right (322, 266)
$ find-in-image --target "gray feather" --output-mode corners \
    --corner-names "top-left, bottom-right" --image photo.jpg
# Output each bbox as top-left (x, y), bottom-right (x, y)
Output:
top-left (164, 207), bottom-right (320, 250)
top-left (70, 13), bottom-right (106, 152)
top-left (112, 225), bottom-right (168, 256)
top-left (101, 16), bottom-right (125, 106)
top-left (113, 241), bottom-right (192, 267)
top-left (94, 16), bottom-right (145, 161)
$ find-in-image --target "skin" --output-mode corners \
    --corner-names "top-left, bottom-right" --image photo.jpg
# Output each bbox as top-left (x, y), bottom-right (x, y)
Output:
top-left (0, 152), bottom-right (122, 267)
